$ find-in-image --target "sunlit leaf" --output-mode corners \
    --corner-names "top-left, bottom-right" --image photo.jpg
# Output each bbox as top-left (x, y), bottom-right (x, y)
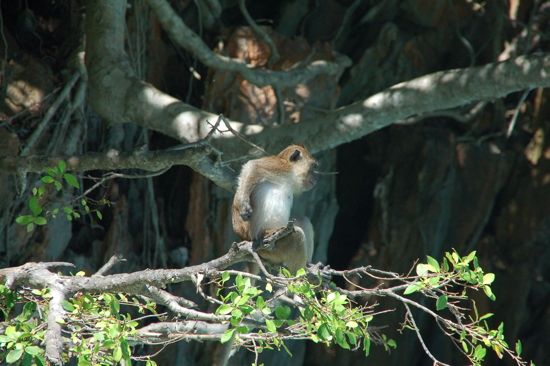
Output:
top-left (16, 215), bottom-right (34, 225)
top-left (426, 255), bottom-right (439, 270)
top-left (515, 340), bottom-right (522, 357)
top-left (483, 273), bottom-right (495, 285)
top-left (34, 217), bottom-right (47, 225)
top-left (7, 349), bottom-right (23, 363)
top-left (266, 319), bottom-right (277, 333)
top-left (63, 173), bottom-right (80, 188)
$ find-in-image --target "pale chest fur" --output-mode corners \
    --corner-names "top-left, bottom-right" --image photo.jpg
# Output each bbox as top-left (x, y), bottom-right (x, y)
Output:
top-left (250, 182), bottom-right (293, 239)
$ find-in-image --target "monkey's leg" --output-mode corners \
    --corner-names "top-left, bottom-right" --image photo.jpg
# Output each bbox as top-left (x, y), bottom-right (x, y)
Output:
top-left (257, 216), bottom-right (313, 275)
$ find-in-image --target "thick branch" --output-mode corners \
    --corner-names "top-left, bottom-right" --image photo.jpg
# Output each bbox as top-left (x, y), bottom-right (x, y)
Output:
top-left (85, 1), bottom-right (550, 163)
top-left (0, 145), bottom-right (236, 192)
top-left (214, 53), bottom-right (550, 157)
top-left (144, 0), bottom-right (350, 88)
top-left (84, 0), bottom-right (347, 149)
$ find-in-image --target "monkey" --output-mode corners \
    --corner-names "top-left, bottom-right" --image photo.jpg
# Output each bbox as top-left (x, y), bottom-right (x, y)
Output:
top-left (232, 143), bottom-right (317, 275)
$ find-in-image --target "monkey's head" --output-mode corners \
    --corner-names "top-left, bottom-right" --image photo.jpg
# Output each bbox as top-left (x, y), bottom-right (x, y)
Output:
top-left (278, 143), bottom-right (318, 193)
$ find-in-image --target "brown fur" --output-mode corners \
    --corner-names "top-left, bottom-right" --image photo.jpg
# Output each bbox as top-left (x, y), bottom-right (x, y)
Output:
top-left (232, 144), bottom-right (317, 274)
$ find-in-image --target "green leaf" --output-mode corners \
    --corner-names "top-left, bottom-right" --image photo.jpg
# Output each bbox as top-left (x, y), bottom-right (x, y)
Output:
top-left (216, 305), bottom-right (233, 315)
top-left (346, 321), bottom-right (358, 328)
top-left (235, 274), bottom-right (244, 288)
top-left (221, 329), bottom-right (235, 343)
top-left (404, 282), bottom-right (424, 295)
top-left (443, 257), bottom-right (450, 271)
top-left (34, 217), bottom-right (47, 225)
top-left (236, 326), bottom-right (248, 334)
top-left (61, 300), bottom-right (75, 312)
top-left (515, 340), bottom-right (522, 357)
top-left (21, 301), bottom-right (37, 321)
top-left (256, 296), bottom-right (265, 309)
top-left (479, 313), bottom-right (494, 321)
top-left (24, 346), bottom-right (43, 356)
top-left (16, 215), bottom-right (34, 225)
top-left (474, 345), bottom-right (486, 360)
top-left (465, 250), bottom-right (477, 264)
top-left (7, 349), bottom-right (24, 363)
top-left (364, 336), bottom-right (371, 356)
top-left (335, 328), bottom-right (349, 349)
top-left (387, 339), bottom-right (397, 348)
top-left (26, 223), bottom-right (35, 232)
top-left (317, 322), bottom-right (331, 341)
top-left (121, 340), bottom-right (131, 360)
top-left (220, 271), bottom-right (230, 283)
top-left (34, 355), bottom-right (47, 366)
top-left (275, 306), bottom-right (291, 320)
top-left (416, 263), bottom-right (428, 276)
top-left (45, 168), bottom-right (56, 177)
top-left (29, 198), bottom-right (42, 216)
top-left (78, 355), bottom-right (93, 366)
top-left (231, 309), bottom-right (243, 318)
top-left (266, 319), bottom-right (277, 333)
top-left (63, 173), bottom-right (80, 188)
top-left (96, 211), bottom-right (103, 220)
top-left (55, 181), bottom-right (62, 191)
top-left (58, 160), bottom-right (66, 173)
top-left (483, 286), bottom-right (496, 301)
top-left (113, 346), bottom-right (123, 362)
top-left (426, 255), bottom-right (439, 270)
top-left (483, 273), bottom-right (495, 285)
top-left (436, 295), bottom-right (448, 310)
top-left (41, 176), bottom-right (55, 184)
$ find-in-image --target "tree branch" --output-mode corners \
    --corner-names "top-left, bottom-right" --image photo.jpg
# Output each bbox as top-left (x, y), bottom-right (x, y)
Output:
top-left (0, 144), bottom-right (236, 193)
top-left (145, 0), bottom-right (350, 88)
top-left (214, 52), bottom-right (550, 157)
top-left (85, 1), bottom-right (550, 163)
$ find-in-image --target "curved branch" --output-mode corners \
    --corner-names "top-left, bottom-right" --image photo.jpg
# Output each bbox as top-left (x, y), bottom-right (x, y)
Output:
top-left (0, 144), bottom-right (236, 193)
top-left (145, 0), bottom-right (350, 88)
top-left (85, 1), bottom-right (550, 165)
top-left (215, 52), bottom-right (550, 157)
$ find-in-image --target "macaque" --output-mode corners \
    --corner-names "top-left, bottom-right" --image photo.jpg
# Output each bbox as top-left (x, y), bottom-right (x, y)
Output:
top-left (232, 143), bottom-right (317, 275)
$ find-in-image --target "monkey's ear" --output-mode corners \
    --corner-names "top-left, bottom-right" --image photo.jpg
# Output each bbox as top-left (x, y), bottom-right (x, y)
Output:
top-left (289, 149), bottom-right (302, 162)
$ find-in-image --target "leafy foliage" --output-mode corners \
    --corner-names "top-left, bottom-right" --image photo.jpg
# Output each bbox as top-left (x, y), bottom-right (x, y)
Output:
top-left (15, 161), bottom-right (104, 232)
top-left (0, 280), bottom-right (158, 366)
top-left (0, 252), bottom-right (533, 366)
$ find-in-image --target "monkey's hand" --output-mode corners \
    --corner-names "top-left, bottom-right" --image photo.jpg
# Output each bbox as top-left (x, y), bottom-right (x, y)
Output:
top-left (235, 196), bottom-right (253, 221)
top-left (241, 205), bottom-right (253, 221)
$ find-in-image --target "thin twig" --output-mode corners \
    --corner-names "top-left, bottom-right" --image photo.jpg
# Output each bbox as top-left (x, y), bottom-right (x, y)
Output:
top-left (332, 0), bottom-right (362, 45)
top-left (21, 71), bottom-right (81, 156)
top-left (93, 254), bottom-right (126, 276)
top-left (506, 88), bottom-right (533, 137)
top-left (218, 114), bottom-right (269, 155)
top-left (403, 302), bottom-right (451, 366)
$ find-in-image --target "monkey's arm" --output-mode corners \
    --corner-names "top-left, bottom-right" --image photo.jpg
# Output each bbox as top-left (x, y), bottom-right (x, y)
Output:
top-left (234, 158), bottom-right (285, 221)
